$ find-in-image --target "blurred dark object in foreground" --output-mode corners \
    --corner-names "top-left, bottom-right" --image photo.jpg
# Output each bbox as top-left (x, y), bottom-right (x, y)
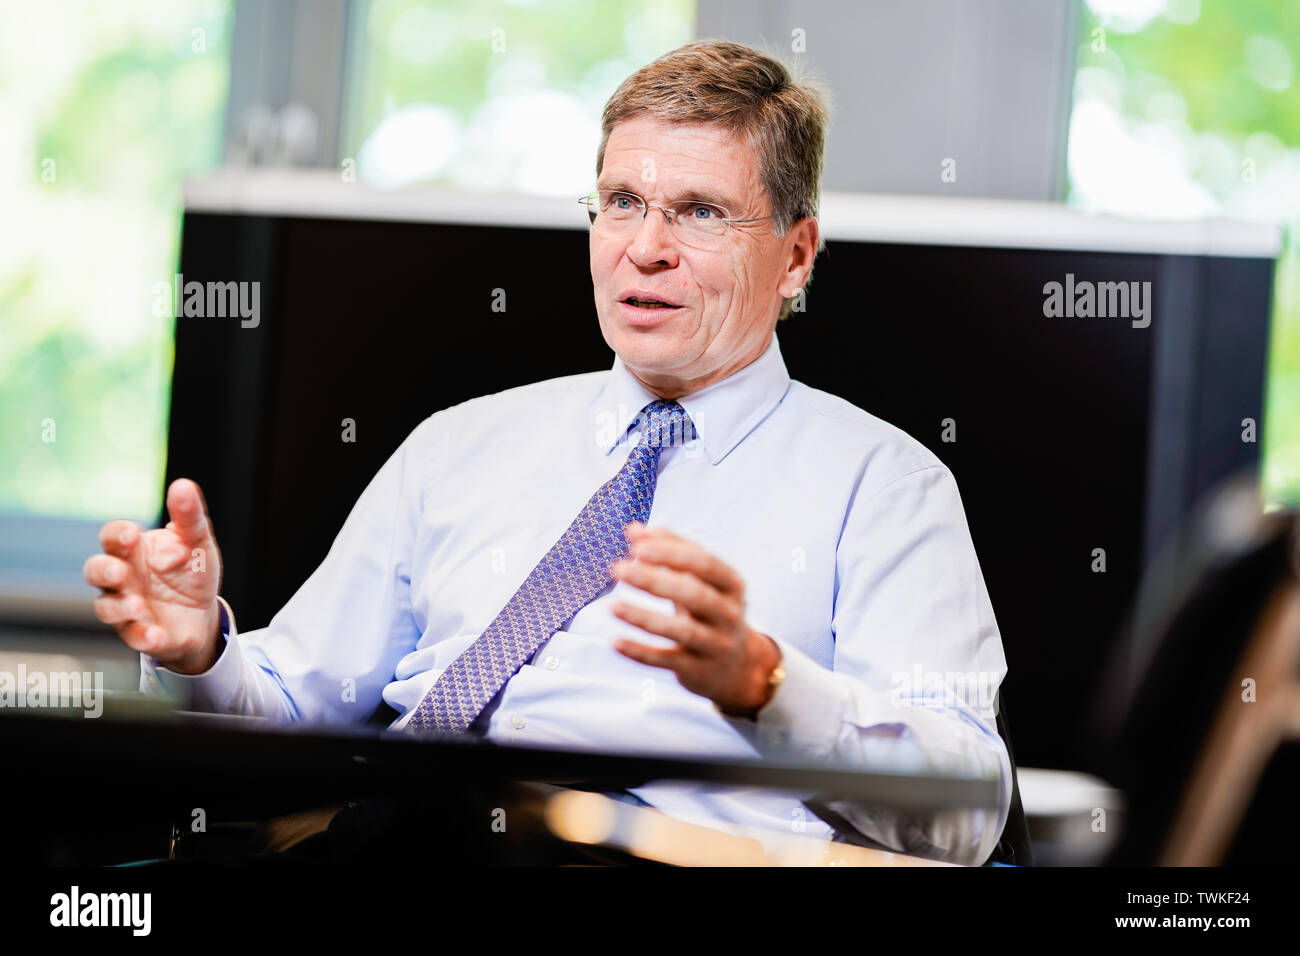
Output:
top-left (1094, 472), bottom-right (1300, 865)
top-left (0, 708), bottom-right (997, 866)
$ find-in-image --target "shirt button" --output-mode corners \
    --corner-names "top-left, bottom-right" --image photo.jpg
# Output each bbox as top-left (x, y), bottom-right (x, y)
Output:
top-left (511, 715), bottom-right (526, 730)
top-left (544, 656), bottom-right (559, 671)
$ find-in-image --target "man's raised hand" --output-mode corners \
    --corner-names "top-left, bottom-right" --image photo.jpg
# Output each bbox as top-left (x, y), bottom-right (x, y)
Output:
top-left (83, 478), bottom-right (224, 675)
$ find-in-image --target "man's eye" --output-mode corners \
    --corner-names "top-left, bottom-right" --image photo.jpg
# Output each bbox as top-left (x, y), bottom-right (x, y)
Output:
top-left (611, 194), bottom-right (637, 211)
top-left (688, 204), bottom-right (721, 220)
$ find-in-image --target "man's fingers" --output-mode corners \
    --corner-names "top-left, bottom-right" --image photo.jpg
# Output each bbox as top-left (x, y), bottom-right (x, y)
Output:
top-left (612, 559), bottom-right (737, 627)
top-left (98, 520), bottom-right (142, 558)
top-left (611, 600), bottom-right (705, 651)
top-left (116, 620), bottom-right (170, 657)
top-left (144, 533), bottom-right (199, 575)
top-left (165, 478), bottom-right (211, 545)
top-left (614, 637), bottom-right (685, 672)
top-left (93, 591), bottom-right (151, 625)
top-left (83, 554), bottom-right (132, 590)
top-left (624, 525), bottom-right (743, 594)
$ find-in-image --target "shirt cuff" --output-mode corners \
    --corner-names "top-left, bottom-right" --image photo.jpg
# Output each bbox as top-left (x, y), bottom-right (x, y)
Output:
top-left (139, 596), bottom-right (246, 713)
top-left (746, 635), bottom-right (852, 759)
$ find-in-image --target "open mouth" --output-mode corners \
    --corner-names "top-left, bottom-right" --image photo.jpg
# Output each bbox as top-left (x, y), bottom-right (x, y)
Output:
top-left (623, 296), bottom-right (679, 310)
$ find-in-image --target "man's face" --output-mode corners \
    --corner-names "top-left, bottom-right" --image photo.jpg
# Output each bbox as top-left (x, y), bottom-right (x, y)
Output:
top-left (590, 116), bottom-right (814, 398)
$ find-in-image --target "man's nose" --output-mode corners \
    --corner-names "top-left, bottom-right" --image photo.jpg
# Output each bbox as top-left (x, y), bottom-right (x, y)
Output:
top-left (626, 206), bottom-right (680, 267)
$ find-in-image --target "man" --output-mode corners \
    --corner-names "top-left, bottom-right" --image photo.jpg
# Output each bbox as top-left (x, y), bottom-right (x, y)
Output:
top-left (84, 40), bottom-right (1011, 865)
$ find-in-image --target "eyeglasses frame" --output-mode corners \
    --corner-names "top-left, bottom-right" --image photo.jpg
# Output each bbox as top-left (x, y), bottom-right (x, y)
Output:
top-left (578, 188), bottom-right (775, 242)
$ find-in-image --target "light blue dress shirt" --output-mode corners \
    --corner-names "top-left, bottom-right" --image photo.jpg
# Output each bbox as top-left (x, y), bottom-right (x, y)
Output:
top-left (142, 331), bottom-right (1012, 865)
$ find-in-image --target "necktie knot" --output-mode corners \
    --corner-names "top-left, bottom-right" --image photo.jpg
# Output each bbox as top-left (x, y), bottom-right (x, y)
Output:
top-left (635, 399), bottom-right (697, 449)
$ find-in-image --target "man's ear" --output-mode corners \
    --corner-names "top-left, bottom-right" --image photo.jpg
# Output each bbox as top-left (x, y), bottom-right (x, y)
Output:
top-left (778, 216), bottom-right (820, 298)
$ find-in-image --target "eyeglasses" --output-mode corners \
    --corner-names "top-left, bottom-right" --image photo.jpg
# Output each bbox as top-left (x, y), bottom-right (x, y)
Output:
top-left (579, 189), bottom-right (774, 247)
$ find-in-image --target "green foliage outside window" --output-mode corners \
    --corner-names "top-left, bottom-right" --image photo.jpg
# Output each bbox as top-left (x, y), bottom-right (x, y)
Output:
top-left (1070, 1), bottom-right (1300, 505)
top-left (0, 2), bottom-right (231, 520)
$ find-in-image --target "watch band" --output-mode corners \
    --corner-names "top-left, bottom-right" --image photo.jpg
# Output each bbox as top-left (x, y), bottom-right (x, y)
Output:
top-left (714, 657), bottom-right (786, 721)
top-left (766, 660), bottom-right (787, 698)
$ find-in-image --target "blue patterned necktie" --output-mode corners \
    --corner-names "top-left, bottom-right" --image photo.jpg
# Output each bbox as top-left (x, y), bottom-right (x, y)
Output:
top-left (407, 399), bottom-right (697, 736)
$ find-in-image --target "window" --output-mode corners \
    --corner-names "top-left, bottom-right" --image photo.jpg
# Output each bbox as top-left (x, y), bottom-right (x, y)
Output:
top-left (1066, 0), bottom-right (1300, 505)
top-left (341, 0), bottom-right (694, 195)
top-left (0, 1), bottom-right (232, 524)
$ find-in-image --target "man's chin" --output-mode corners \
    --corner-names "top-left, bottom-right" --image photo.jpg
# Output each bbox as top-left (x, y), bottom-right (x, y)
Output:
top-left (599, 310), bottom-right (694, 368)
top-left (609, 335), bottom-right (685, 375)
top-left (601, 315), bottom-right (663, 350)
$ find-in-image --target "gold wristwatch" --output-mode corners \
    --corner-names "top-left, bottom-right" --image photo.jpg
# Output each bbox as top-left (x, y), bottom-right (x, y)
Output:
top-left (764, 659), bottom-right (787, 706)
top-left (716, 657), bottom-right (786, 720)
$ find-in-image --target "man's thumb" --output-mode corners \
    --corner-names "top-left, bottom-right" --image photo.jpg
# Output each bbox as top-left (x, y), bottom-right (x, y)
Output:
top-left (165, 478), bottom-right (211, 543)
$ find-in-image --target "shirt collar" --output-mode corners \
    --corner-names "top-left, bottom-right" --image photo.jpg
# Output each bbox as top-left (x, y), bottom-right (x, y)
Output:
top-left (593, 331), bottom-right (791, 465)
